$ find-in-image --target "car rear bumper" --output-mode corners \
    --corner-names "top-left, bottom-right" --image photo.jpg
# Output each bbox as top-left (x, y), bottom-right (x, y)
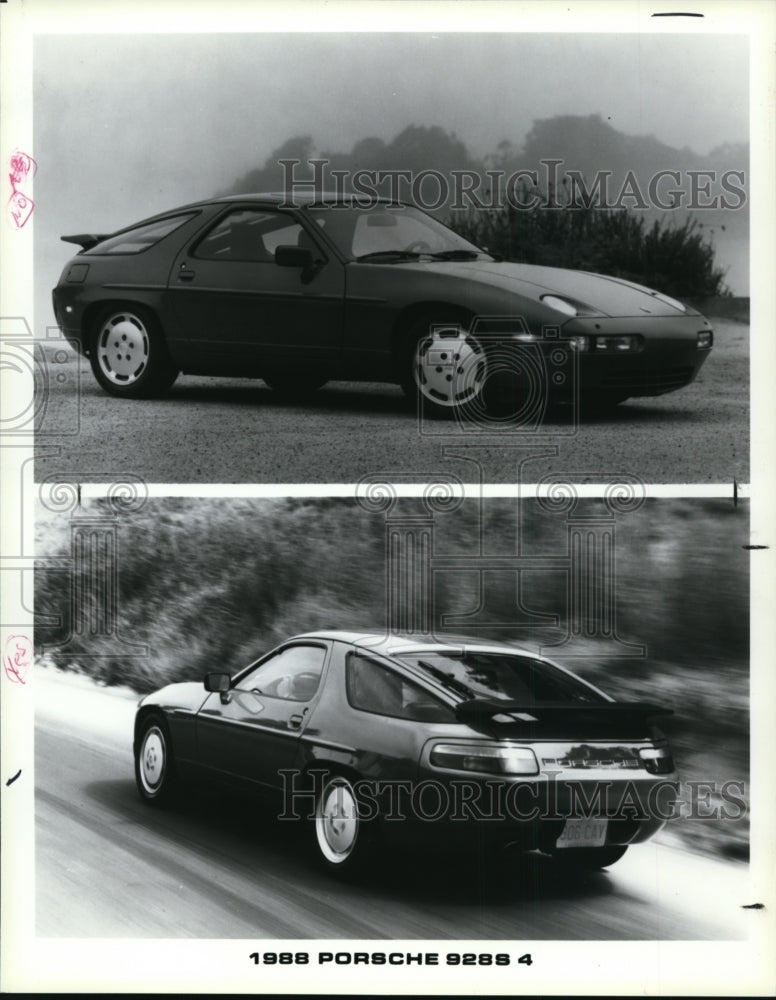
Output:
top-left (374, 770), bottom-right (680, 852)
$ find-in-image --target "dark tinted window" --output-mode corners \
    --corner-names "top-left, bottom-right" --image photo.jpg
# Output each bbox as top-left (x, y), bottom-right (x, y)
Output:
top-left (237, 644), bottom-right (326, 702)
top-left (346, 653), bottom-right (455, 722)
top-left (393, 652), bottom-right (606, 704)
top-left (86, 214), bottom-right (195, 255)
top-left (194, 209), bottom-right (305, 262)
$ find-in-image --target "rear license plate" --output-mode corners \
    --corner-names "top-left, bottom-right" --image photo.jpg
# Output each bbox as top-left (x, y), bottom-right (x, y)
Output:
top-left (555, 818), bottom-right (608, 848)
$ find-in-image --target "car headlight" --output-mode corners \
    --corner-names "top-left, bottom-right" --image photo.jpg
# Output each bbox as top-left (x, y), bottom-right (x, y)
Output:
top-left (430, 743), bottom-right (539, 776)
top-left (541, 294), bottom-right (578, 317)
top-left (638, 746), bottom-right (675, 775)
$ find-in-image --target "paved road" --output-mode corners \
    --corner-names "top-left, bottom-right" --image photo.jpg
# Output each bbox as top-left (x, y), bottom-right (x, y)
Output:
top-left (33, 320), bottom-right (748, 484)
top-left (34, 669), bottom-right (752, 942)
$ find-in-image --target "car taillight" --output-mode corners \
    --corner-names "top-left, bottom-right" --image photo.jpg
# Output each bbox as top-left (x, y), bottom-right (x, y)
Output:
top-left (430, 743), bottom-right (539, 776)
top-left (638, 746), bottom-right (675, 774)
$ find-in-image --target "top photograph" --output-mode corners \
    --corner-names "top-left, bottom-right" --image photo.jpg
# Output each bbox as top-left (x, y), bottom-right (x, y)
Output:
top-left (32, 30), bottom-right (750, 484)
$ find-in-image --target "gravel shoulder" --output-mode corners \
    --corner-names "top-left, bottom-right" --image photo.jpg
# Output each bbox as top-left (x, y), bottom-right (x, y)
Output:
top-left (34, 317), bottom-right (748, 484)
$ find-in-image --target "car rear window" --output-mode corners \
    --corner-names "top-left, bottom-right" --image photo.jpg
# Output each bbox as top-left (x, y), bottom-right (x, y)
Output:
top-left (85, 213), bottom-right (196, 255)
top-left (393, 651), bottom-right (607, 705)
top-left (346, 653), bottom-right (455, 722)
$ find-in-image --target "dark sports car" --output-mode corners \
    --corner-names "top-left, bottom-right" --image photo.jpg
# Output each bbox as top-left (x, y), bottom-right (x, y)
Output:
top-left (133, 631), bottom-right (678, 876)
top-left (53, 194), bottom-right (713, 417)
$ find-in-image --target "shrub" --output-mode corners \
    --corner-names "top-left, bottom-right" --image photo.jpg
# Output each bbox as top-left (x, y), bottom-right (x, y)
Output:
top-left (448, 182), bottom-right (729, 299)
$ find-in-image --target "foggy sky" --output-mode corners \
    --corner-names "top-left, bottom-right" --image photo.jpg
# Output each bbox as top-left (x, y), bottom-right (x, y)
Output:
top-left (33, 31), bottom-right (749, 311)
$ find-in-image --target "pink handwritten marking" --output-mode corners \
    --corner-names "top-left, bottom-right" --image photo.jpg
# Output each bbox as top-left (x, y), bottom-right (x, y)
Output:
top-left (3, 634), bottom-right (33, 684)
top-left (7, 150), bottom-right (37, 229)
top-left (9, 151), bottom-right (36, 187)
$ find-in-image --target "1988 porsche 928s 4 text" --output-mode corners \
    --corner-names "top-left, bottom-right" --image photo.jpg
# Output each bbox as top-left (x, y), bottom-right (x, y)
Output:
top-left (54, 195), bottom-right (713, 417)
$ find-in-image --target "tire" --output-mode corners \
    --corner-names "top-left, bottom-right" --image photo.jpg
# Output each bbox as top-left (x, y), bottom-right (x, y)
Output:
top-left (313, 773), bottom-right (377, 878)
top-left (90, 306), bottom-right (179, 398)
top-left (399, 315), bottom-right (486, 420)
top-left (263, 374), bottom-right (328, 397)
top-left (551, 845), bottom-right (628, 870)
top-left (134, 714), bottom-right (179, 806)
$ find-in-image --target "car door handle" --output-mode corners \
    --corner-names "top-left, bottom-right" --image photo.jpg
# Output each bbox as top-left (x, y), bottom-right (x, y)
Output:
top-left (178, 266), bottom-right (195, 282)
top-left (288, 714), bottom-right (304, 730)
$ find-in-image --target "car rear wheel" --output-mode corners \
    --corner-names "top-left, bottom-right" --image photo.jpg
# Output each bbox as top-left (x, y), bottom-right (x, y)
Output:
top-left (135, 714), bottom-right (178, 806)
top-left (90, 306), bottom-right (179, 398)
top-left (400, 316), bottom-right (486, 420)
top-left (551, 845), bottom-right (628, 870)
top-left (263, 374), bottom-right (328, 397)
top-left (313, 774), bottom-right (377, 877)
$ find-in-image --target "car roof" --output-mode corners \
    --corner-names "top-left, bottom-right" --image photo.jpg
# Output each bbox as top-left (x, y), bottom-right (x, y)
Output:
top-left (292, 630), bottom-right (543, 658)
top-left (214, 191), bottom-right (401, 206)
top-left (111, 192), bottom-right (405, 235)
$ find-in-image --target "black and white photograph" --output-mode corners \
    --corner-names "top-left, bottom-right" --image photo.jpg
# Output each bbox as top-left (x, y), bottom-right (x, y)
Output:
top-left (1, 0), bottom-right (774, 995)
top-left (28, 13), bottom-right (752, 484)
top-left (30, 493), bottom-right (751, 941)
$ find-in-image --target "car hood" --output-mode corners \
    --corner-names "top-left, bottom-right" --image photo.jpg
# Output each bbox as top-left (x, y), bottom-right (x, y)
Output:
top-left (417, 260), bottom-right (694, 318)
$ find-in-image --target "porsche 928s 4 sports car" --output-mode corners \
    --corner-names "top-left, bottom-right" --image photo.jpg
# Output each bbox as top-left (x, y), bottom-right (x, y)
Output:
top-left (54, 195), bottom-right (713, 417)
top-left (133, 632), bottom-right (678, 877)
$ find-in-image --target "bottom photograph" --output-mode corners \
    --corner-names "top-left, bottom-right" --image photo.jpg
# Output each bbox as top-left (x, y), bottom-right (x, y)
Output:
top-left (33, 494), bottom-right (750, 941)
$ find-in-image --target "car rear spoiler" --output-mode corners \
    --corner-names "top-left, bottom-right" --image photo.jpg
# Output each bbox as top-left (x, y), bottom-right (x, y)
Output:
top-left (455, 699), bottom-right (673, 738)
top-left (61, 233), bottom-right (110, 250)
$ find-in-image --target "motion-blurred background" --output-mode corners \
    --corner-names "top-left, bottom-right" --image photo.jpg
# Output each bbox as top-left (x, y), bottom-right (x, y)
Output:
top-left (35, 496), bottom-right (749, 860)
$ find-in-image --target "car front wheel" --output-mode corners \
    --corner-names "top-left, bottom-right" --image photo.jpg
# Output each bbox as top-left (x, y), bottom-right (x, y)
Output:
top-left (90, 306), bottom-right (179, 398)
top-left (135, 715), bottom-right (178, 805)
top-left (400, 317), bottom-right (486, 419)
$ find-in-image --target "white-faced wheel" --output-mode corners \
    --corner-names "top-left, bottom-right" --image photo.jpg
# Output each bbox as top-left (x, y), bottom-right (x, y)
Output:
top-left (135, 715), bottom-right (178, 805)
top-left (400, 316), bottom-right (486, 419)
top-left (313, 774), bottom-right (376, 876)
top-left (90, 307), bottom-right (179, 398)
top-left (316, 776), bottom-right (359, 864)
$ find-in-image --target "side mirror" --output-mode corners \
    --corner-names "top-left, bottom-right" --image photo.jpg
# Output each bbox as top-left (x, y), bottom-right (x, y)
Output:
top-left (204, 671), bottom-right (231, 699)
top-left (275, 245), bottom-right (315, 269)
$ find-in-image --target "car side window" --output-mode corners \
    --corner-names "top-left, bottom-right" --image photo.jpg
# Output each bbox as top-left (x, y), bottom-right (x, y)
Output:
top-left (236, 644), bottom-right (326, 702)
top-left (193, 209), bottom-right (305, 263)
top-left (346, 653), bottom-right (455, 722)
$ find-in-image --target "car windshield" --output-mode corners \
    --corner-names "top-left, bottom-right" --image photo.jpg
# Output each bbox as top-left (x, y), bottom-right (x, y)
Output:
top-left (305, 204), bottom-right (488, 261)
top-left (392, 651), bottom-right (607, 705)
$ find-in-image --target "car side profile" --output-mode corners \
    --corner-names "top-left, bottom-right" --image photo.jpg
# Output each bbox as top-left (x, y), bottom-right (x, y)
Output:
top-left (133, 631), bottom-right (678, 877)
top-left (54, 194), bottom-right (713, 417)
